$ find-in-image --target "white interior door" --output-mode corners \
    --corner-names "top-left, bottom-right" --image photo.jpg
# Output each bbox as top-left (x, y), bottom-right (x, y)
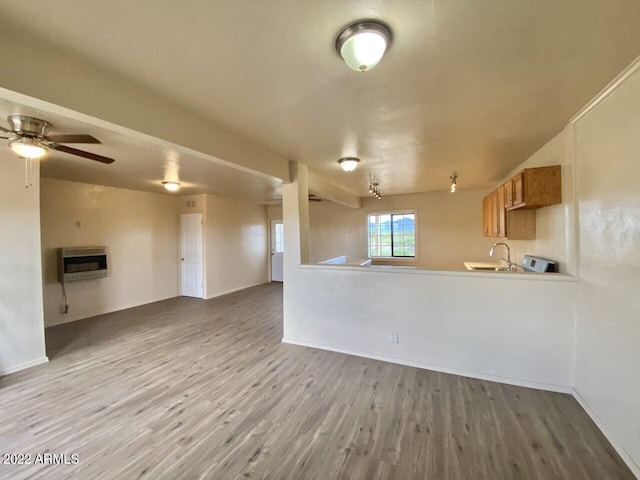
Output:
top-left (270, 219), bottom-right (284, 282)
top-left (181, 213), bottom-right (204, 298)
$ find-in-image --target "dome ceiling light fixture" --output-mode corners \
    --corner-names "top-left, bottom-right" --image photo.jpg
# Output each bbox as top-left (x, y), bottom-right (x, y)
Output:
top-left (338, 157), bottom-right (360, 172)
top-left (335, 20), bottom-right (392, 72)
top-left (162, 181), bottom-right (181, 192)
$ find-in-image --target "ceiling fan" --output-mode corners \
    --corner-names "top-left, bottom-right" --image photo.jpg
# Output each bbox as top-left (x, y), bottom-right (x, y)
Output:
top-left (0, 115), bottom-right (115, 164)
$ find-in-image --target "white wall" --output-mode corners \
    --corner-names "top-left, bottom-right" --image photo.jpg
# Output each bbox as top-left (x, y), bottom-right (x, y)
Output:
top-left (283, 173), bottom-right (576, 391)
top-left (0, 156), bottom-right (47, 375)
top-left (282, 61), bottom-right (640, 475)
top-left (266, 205), bottom-right (282, 219)
top-left (0, 23), bottom-right (290, 183)
top-left (305, 189), bottom-right (496, 270)
top-left (572, 64), bottom-right (640, 474)
top-left (204, 194), bottom-right (268, 298)
top-left (41, 178), bottom-right (179, 327)
top-left (308, 200), bottom-right (366, 264)
top-left (502, 126), bottom-right (577, 274)
top-left (363, 190), bottom-right (496, 270)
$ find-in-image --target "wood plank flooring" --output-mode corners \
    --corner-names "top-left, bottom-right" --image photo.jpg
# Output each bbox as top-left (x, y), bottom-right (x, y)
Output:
top-left (0, 283), bottom-right (634, 479)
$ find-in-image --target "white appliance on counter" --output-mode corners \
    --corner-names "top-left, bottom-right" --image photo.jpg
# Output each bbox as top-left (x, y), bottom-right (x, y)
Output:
top-left (521, 255), bottom-right (557, 273)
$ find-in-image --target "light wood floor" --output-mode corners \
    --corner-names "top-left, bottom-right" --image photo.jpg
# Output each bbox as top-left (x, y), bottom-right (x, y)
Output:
top-left (0, 283), bottom-right (634, 479)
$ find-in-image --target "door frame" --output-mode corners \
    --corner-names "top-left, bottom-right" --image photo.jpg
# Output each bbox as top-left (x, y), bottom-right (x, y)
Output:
top-left (268, 217), bottom-right (283, 283)
top-left (179, 213), bottom-right (206, 299)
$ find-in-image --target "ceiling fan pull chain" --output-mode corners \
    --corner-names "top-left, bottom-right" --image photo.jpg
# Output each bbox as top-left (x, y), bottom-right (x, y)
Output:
top-left (24, 157), bottom-right (34, 189)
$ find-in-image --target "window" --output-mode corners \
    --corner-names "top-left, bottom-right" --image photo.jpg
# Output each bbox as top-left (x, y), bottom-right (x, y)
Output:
top-left (274, 223), bottom-right (284, 253)
top-left (368, 212), bottom-right (416, 258)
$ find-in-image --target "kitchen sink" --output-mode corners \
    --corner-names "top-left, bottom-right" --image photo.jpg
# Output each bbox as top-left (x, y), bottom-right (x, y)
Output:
top-left (463, 262), bottom-right (521, 272)
top-left (463, 262), bottom-right (502, 271)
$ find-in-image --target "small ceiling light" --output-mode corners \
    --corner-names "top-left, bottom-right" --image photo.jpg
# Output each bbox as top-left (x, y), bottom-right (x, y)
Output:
top-left (162, 181), bottom-right (181, 192)
top-left (369, 179), bottom-right (382, 199)
top-left (338, 157), bottom-right (360, 172)
top-left (336, 21), bottom-right (392, 72)
top-left (10, 137), bottom-right (47, 159)
top-left (450, 173), bottom-right (458, 193)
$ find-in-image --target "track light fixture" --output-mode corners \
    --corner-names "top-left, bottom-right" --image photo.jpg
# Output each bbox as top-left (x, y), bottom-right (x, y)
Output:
top-left (369, 179), bottom-right (382, 199)
top-left (450, 173), bottom-right (457, 193)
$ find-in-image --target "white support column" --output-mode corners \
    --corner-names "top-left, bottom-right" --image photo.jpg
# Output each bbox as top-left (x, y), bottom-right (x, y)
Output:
top-left (282, 162), bottom-right (310, 339)
top-left (283, 162), bottom-right (310, 267)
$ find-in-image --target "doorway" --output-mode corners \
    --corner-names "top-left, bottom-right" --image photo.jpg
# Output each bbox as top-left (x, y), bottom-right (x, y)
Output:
top-left (180, 213), bottom-right (204, 298)
top-left (270, 219), bottom-right (284, 282)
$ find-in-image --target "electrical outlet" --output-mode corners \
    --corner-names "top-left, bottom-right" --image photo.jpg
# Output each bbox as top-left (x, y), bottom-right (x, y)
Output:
top-left (391, 332), bottom-right (399, 344)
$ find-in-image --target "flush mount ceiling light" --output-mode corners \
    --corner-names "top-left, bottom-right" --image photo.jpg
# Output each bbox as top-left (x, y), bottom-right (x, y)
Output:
top-left (335, 21), bottom-right (392, 72)
top-left (162, 181), bottom-right (181, 192)
top-left (450, 173), bottom-right (458, 193)
top-left (338, 157), bottom-right (360, 172)
top-left (9, 137), bottom-right (47, 159)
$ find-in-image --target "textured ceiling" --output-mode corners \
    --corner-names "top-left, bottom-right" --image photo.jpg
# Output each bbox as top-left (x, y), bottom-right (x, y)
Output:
top-left (0, 1), bottom-right (639, 196)
top-left (0, 98), bottom-right (282, 203)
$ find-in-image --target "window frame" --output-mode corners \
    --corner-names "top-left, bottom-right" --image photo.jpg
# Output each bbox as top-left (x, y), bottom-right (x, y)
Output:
top-left (366, 209), bottom-right (419, 262)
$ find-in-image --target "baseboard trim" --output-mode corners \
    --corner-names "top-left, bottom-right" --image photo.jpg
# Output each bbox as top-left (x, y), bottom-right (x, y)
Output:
top-left (571, 388), bottom-right (640, 478)
top-left (206, 282), bottom-right (267, 300)
top-left (0, 356), bottom-right (49, 377)
top-left (282, 337), bottom-right (573, 394)
top-left (282, 337), bottom-right (638, 476)
top-left (45, 293), bottom-right (180, 327)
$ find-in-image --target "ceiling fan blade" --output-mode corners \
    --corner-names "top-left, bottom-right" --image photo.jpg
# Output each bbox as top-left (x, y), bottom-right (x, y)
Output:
top-left (0, 125), bottom-right (12, 133)
top-left (0, 135), bottom-right (10, 139)
top-left (45, 134), bottom-right (101, 144)
top-left (52, 144), bottom-right (115, 164)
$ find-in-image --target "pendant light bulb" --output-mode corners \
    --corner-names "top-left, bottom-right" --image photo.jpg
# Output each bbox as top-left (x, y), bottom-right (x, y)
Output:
top-left (449, 174), bottom-right (457, 193)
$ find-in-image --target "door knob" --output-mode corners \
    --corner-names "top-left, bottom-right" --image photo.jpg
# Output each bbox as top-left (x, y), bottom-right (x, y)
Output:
top-left (181, 258), bottom-right (185, 261)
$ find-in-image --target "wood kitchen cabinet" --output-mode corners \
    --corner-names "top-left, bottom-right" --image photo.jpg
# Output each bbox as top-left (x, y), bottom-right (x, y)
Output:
top-left (496, 184), bottom-right (507, 237)
top-left (482, 195), bottom-right (491, 236)
top-left (483, 165), bottom-right (561, 239)
top-left (506, 166), bottom-right (561, 210)
top-left (482, 187), bottom-right (506, 238)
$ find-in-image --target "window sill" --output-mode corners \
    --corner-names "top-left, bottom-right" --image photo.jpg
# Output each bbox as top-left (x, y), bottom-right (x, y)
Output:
top-left (370, 256), bottom-right (419, 264)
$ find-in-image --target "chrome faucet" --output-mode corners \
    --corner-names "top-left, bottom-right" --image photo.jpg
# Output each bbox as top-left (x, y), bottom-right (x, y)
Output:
top-left (489, 242), bottom-right (515, 270)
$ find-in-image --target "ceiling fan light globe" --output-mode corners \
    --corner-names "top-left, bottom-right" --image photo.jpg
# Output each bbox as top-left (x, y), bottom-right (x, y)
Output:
top-left (10, 138), bottom-right (46, 159)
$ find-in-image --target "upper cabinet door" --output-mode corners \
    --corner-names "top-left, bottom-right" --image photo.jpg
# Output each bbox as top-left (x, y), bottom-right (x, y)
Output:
top-left (512, 173), bottom-right (525, 208)
top-left (504, 179), bottom-right (514, 208)
top-left (507, 166), bottom-right (561, 210)
top-left (496, 184), bottom-right (507, 238)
